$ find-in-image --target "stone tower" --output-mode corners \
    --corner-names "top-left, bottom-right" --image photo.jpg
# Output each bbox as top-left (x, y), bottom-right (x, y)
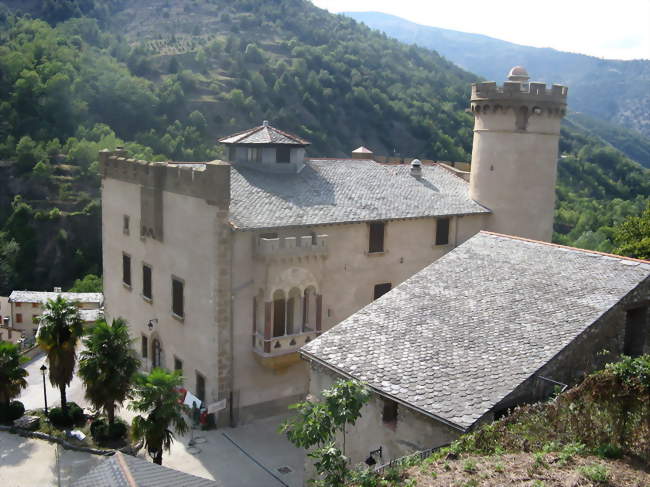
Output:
top-left (469, 66), bottom-right (568, 242)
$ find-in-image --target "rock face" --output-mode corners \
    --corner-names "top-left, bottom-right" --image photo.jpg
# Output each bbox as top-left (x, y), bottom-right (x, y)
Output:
top-left (13, 415), bottom-right (40, 431)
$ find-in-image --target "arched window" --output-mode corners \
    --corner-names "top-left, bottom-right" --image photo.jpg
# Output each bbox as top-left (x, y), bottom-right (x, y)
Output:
top-left (272, 290), bottom-right (286, 338)
top-left (152, 338), bottom-right (162, 368)
top-left (303, 286), bottom-right (317, 332)
top-left (287, 288), bottom-right (302, 335)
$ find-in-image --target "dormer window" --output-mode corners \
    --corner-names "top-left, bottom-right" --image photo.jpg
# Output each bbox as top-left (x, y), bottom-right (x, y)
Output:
top-left (247, 147), bottom-right (261, 163)
top-left (276, 146), bottom-right (291, 164)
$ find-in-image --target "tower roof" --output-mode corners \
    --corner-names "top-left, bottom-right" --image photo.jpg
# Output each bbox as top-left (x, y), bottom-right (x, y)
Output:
top-left (507, 65), bottom-right (530, 81)
top-left (352, 146), bottom-right (373, 154)
top-left (218, 121), bottom-right (310, 146)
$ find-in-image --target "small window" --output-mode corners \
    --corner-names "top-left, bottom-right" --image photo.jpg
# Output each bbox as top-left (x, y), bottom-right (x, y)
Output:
top-left (247, 147), bottom-right (261, 163)
top-left (142, 264), bottom-right (152, 300)
top-left (374, 283), bottom-right (392, 300)
top-left (624, 306), bottom-right (647, 357)
top-left (174, 357), bottom-right (183, 372)
top-left (382, 398), bottom-right (398, 424)
top-left (16, 313), bottom-right (22, 323)
top-left (196, 372), bottom-right (206, 403)
top-left (123, 215), bottom-right (130, 235)
top-left (276, 146), bottom-right (291, 163)
top-left (32, 303), bottom-right (39, 308)
top-left (122, 253), bottom-right (132, 287)
top-left (172, 277), bottom-right (184, 318)
top-left (15, 302), bottom-right (21, 308)
top-left (141, 335), bottom-right (148, 358)
top-left (368, 222), bottom-right (385, 253)
top-left (435, 218), bottom-right (450, 246)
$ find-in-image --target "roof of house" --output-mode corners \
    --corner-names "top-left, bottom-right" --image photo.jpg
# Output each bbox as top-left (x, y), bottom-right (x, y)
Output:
top-left (9, 291), bottom-right (103, 305)
top-left (228, 159), bottom-right (488, 230)
top-left (302, 232), bottom-right (650, 430)
top-left (218, 122), bottom-right (310, 146)
top-left (72, 452), bottom-right (218, 487)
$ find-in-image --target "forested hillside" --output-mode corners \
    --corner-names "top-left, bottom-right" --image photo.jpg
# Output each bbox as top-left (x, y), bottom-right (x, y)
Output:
top-left (0, 0), bottom-right (648, 293)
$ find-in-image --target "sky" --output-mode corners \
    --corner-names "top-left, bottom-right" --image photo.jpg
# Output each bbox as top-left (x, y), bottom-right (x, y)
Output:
top-left (312, 0), bottom-right (650, 60)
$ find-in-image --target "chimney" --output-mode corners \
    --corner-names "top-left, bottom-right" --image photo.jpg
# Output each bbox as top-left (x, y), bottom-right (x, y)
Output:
top-left (410, 159), bottom-right (422, 179)
top-left (351, 146), bottom-right (373, 160)
top-left (262, 120), bottom-right (269, 127)
top-left (114, 146), bottom-right (128, 158)
top-left (53, 287), bottom-right (62, 293)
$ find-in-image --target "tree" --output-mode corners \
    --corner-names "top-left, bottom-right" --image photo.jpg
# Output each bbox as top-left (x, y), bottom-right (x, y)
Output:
top-left (79, 318), bottom-right (140, 425)
top-left (614, 203), bottom-right (650, 259)
top-left (281, 379), bottom-right (369, 487)
top-left (36, 296), bottom-right (84, 413)
top-left (130, 368), bottom-right (188, 465)
top-left (0, 341), bottom-right (28, 408)
top-left (68, 273), bottom-right (102, 292)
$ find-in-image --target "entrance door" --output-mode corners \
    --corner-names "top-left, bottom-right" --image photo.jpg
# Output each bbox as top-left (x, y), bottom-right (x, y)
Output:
top-left (152, 339), bottom-right (162, 368)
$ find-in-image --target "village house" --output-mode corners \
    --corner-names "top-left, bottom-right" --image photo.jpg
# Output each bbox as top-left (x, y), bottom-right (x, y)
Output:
top-left (6, 289), bottom-right (104, 337)
top-left (302, 231), bottom-right (650, 466)
top-left (100, 68), bottom-right (568, 425)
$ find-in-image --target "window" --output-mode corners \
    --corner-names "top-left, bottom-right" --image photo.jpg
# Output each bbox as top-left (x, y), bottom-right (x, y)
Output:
top-left (228, 146), bottom-right (236, 162)
top-left (16, 313), bottom-right (22, 323)
top-left (435, 218), bottom-right (450, 246)
top-left (368, 222), bottom-right (385, 253)
top-left (382, 398), bottom-right (398, 424)
top-left (247, 147), bottom-right (261, 163)
top-left (142, 264), bottom-right (152, 300)
top-left (174, 357), bottom-right (183, 373)
top-left (374, 283), bottom-right (392, 300)
top-left (122, 253), bottom-right (132, 287)
top-left (141, 335), bottom-right (148, 358)
top-left (123, 215), bottom-right (130, 235)
top-left (172, 277), bottom-right (184, 318)
top-left (15, 302), bottom-right (21, 308)
top-left (196, 372), bottom-right (206, 402)
top-left (32, 303), bottom-right (39, 308)
top-left (624, 306), bottom-right (647, 357)
top-left (272, 289), bottom-right (286, 337)
top-left (276, 146), bottom-right (291, 163)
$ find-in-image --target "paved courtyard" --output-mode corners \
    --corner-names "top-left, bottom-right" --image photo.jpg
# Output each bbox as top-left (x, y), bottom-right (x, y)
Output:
top-left (4, 352), bottom-right (304, 487)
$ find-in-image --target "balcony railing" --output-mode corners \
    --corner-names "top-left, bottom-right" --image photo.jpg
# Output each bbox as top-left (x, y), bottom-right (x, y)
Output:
top-left (255, 235), bottom-right (328, 258)
top-left (253, 329), bottom-right (320, 358)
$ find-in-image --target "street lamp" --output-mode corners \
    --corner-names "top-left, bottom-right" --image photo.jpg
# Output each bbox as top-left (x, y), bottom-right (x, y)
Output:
top-left (40, 364), bottom-right (48, 415)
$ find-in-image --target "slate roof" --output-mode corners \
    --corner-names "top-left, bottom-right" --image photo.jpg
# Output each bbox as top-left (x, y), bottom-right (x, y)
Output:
top-left (228, 159), bottom-right (488, 230)
top-left (302, 232), bottom-right (650, 430)
top-left (218, 123), bottom-right (310, 146)
top-left (72, 452), bottom-right (217, 487)
top-left (9, 291), bottom-right (103, 305)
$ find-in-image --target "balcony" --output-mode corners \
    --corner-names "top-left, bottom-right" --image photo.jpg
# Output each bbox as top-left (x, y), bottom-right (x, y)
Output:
top-left (252, 330), bottom-right (320, 370)
top-left (255, 235), bottom-right (328, 260)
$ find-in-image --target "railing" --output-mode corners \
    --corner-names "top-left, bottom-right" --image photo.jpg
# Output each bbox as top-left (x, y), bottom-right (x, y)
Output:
top-left (253, 329), bottom-right (320, 357)
top-left (255, 235), bottom-right (328, 258)
top-left (372, 443), bottom-right (450, 476)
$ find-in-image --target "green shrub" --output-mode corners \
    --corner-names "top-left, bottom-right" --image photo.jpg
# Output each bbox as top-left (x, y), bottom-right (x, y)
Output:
top-left (90, 418), bottom-right (128, 442)
top-left (48, 402), bottom-right (84, 428)
top-left (594, 443), bottom-right (623, 459)
top-left (0, 401), bottom-right (25, 423)
top-left (577, 464), bottom-right (610, 483)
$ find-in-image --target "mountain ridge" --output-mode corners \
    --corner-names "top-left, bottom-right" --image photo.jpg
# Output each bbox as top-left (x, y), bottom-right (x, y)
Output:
top-left (344, 11), bottom-right (650, 155)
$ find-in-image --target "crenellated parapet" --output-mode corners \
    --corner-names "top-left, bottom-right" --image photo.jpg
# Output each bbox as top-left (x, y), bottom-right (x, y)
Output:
top-left (470, 81), bottom-right (568, 118)
top-left (99, 149), bottom-right (230, 209)
top-left (99, 148), bottom-right (230, 242)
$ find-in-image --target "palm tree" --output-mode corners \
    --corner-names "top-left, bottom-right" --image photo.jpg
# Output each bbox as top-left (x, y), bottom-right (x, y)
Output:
top-left (78, 318), bottom-right (141, 425)
top-left (0, 341), bottom-right (28, 407)
top-left (130, 368), bottom-right (188, 465)
top-left (36, 296), bottom-right (83, 413)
